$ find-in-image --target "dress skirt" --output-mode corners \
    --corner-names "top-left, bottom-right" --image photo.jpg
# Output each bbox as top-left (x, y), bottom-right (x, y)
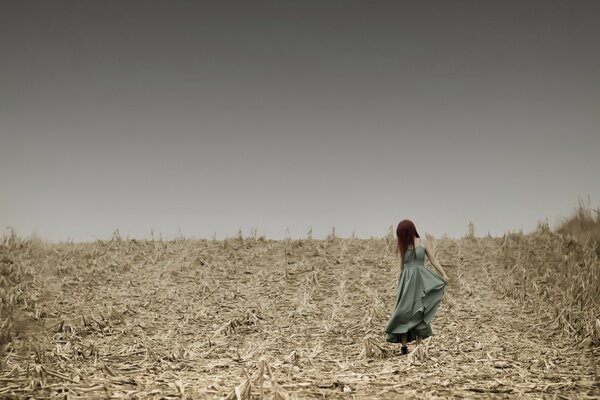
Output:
top-left (385, 264), bottom-right (446, 343)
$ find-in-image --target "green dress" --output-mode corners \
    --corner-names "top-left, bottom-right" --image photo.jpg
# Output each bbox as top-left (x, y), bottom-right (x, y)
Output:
top-left (385, 244), bottom-right (446, 343)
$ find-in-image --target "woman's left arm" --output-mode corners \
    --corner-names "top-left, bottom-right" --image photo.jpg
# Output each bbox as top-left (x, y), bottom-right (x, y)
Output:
top-left (423, 239), bottom-right (449, 283)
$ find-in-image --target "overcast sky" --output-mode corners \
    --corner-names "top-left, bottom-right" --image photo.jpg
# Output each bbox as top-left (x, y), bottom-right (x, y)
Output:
top-left (1, 1), bottom-right (599, 242)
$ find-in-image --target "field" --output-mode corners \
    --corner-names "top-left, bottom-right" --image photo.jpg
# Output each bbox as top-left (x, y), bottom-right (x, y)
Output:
top-left (1, 226), bottom-right (599, 399)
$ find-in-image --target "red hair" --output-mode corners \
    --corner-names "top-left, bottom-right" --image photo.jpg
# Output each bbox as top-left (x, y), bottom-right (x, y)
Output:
top-left (396, 219), bottom-right (420, 262)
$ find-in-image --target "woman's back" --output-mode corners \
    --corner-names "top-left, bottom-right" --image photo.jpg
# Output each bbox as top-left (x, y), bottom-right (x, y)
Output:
top-left (403, 243), bottom-right (426, 266)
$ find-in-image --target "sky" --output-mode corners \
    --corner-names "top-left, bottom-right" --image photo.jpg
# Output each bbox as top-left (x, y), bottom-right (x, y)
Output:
top-left (1, 0), bottom-right (599, 242)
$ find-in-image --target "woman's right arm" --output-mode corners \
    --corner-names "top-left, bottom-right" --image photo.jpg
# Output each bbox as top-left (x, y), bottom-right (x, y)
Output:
top-left (423, 238), bottom-right (449, 284)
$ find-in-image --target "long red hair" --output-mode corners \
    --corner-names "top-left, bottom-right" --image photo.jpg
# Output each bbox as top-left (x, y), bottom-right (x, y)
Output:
top-left (396, 219), bottom-right (420, 262)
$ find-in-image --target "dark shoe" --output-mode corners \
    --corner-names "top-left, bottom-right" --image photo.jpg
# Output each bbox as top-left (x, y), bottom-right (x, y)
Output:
top-left (401, 346), bottom-right (408, 355)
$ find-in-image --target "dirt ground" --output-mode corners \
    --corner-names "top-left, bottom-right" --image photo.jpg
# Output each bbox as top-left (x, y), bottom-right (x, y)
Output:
top-left (2, 236), bottom-right (598, 398)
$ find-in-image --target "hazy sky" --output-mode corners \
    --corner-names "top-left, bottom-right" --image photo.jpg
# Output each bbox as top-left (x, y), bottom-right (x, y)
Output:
top-left (1, 1), bottom-right (599, 241)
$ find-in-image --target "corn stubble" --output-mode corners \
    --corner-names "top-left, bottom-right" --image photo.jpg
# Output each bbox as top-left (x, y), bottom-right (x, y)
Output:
top-left (0, 227), bottom-right (598, 398)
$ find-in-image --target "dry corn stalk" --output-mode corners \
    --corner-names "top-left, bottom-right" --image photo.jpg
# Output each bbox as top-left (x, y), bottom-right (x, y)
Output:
top-left (360, 337), bottom-right (390, 359)
top-left (265, 361), bottom-right (290, 400)
top-left (223, 371), bottom-right (252, 400)
top-left (285, 350), bottom-right (300, 366)
top-left (407, 343), bottom-right (429, 364)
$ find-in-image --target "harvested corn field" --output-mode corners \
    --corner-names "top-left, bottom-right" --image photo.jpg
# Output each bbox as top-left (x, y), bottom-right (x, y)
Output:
top-left (1, 229), bottom-right (599, 399)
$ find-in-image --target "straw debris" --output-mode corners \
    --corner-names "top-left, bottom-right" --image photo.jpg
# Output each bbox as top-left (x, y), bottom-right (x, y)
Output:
top-left (0, 229), bottom-right (597, 398)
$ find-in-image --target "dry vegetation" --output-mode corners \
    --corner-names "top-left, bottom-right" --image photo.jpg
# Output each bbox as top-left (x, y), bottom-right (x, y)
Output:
top-left (555, 197), bottom-right (600, 252)
top-left (493, 221), bottom-right (600, 347)
top-left (0, 217), bottom-right (598, 398)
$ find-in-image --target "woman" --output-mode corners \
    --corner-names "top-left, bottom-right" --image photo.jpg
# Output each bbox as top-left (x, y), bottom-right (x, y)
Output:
top-left (385, 219), bottom-right (449, 354)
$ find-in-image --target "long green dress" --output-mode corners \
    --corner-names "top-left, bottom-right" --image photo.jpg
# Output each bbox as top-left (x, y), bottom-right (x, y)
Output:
top-left (385, 244), bottom-right (446, 343)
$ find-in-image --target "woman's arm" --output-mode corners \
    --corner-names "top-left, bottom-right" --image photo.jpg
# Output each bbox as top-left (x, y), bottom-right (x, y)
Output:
top-left (423, 238), bottom-right (449, 283)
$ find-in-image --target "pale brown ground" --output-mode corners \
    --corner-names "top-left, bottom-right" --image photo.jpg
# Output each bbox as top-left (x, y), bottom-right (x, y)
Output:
top-left (2, 236), bottom-right (598, 398)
